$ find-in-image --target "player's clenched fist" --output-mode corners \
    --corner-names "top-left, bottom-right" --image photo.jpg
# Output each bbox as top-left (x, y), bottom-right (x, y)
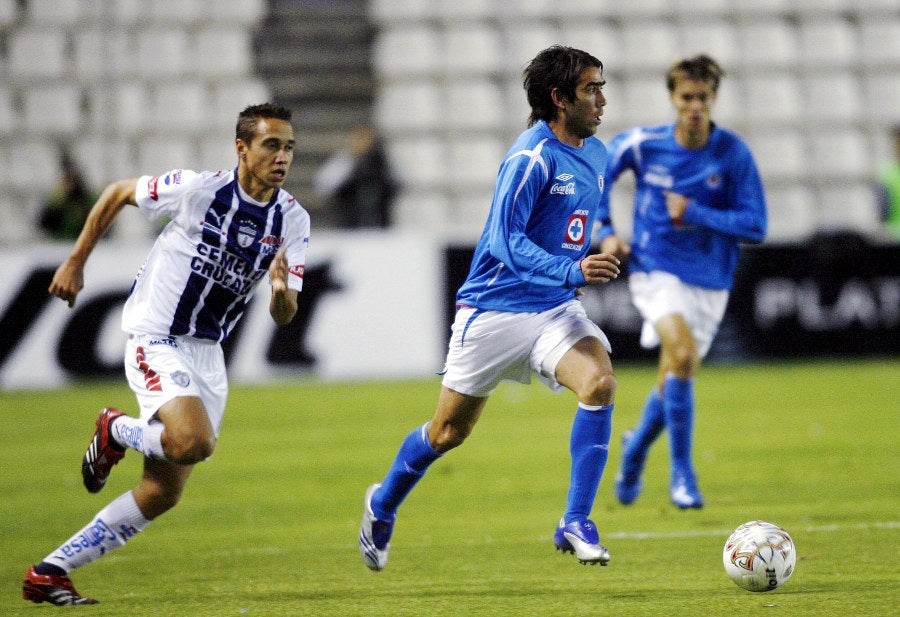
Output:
top-left (579, 253), bottom-right (620, 284)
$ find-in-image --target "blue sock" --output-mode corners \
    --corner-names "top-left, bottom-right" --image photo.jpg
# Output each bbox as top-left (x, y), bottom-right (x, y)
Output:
top-left (371, 423), bottom-right (442, 521)
top-left (564, 404), bottom-right (613, 524)
top-left (623, 388), bottom-right (665, 467)
top-left (663, 375), bottom-right (695, 472)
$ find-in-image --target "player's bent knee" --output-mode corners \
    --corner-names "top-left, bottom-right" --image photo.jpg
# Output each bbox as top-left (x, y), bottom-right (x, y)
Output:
top-left (581, 372), bottom-right (617, 406)
top-left (165, 434), bottom-right (216, 464)
top-left (431, 423), bottom-right (470, 453)
top-left (136, 482), bottom-right (184, 518)
top-left (669, 345), bottom-right (698, 376)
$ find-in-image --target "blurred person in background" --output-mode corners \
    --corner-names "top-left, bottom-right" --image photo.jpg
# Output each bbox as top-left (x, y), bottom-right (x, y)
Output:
top-left (596, 55), bottom-right (767, 509)
top-left (22, 103), bottom-right (309, 606)
top-left (314, 124), bottom-right (398, 228)
top-left (876, 124), bottom-right (900, 239)
top-left (359, 45), bottom-right (621, 571)
top-left (38, 147), bottom-right (95, 241)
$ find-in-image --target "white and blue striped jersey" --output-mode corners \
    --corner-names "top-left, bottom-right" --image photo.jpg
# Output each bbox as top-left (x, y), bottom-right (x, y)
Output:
top-left (123, 168), bottom-right (310, 342)
top-left (456, 120), bottom-right (609, 313)
top-left (597, 123), bottom-right (766, 290)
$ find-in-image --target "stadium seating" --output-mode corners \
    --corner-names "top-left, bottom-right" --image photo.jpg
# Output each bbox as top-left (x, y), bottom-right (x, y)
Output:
top-left (0, 0), bottom-right (272, 243)
top-left (363, 5), bottom-right (897, 239)
top-left (0, 1), bottom-right (896, 243)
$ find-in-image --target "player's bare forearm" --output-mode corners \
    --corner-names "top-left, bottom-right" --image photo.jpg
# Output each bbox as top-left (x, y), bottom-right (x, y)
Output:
top-left (580, 252), bottom-right (620, 285)
top-left (268, 247), bottom-right (298, 324)
top-left (48, 178), bottom-right (138, 307)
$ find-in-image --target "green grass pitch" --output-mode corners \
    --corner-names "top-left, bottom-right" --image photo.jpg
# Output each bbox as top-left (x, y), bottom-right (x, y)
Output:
top-left (1, 359), bottom-right (897, 616)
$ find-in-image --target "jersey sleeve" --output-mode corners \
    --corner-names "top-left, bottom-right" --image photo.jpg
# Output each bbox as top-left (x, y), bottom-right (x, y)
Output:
top-left (487, 147), bottom-right (585, 288)
top-left (282, 205), bottom-right (311, 293)
top-left (134, 170), bottom-right (205, 222)
top-left (681, 142), bottom-right (767, 243)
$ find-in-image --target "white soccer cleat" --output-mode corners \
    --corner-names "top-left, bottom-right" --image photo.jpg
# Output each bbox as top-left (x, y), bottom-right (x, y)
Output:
top-left (359, 484), bottom-right (394, 571)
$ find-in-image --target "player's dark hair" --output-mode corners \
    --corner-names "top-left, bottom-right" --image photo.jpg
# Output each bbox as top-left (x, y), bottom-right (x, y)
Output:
top-left (523, 45), bottom-right (603, 126)
top-left (236, 103), bottom-right (293, 144)
top-left (666, 54), bottom-right (725, 93)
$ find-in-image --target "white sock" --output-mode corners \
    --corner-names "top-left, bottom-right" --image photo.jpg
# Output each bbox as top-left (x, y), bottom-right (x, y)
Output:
top-left (42, 491), bottom-right (151, 573)
top-left (111, 415), bottom-right (166, 459)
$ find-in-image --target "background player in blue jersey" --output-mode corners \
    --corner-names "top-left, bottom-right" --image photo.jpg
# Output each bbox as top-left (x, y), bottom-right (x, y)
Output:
top-left (23, 103), bottom-right (310, 605)
top-left (596, 55), bottom-right (767, 509)
top-left (359, 46), bottom-right (621, 571)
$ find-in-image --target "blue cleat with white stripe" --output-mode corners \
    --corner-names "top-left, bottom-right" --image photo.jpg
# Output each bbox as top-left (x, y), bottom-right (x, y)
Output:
top-left (670, 469), bottom-right (704, 509)
top-left (553, 518), bottom-right (611, 565)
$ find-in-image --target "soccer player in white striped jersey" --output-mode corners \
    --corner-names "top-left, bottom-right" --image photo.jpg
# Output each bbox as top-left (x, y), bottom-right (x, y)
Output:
top-left (359, 46), bottom-right (621, 571)
top-left (23, 103), bottom-right (309, 606)
top-left (596, 55), bottom-right (767, 510)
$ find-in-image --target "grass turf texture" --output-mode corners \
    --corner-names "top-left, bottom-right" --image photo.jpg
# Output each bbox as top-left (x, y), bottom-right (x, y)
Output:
top-left (1, 359), bottom-right (897, 616)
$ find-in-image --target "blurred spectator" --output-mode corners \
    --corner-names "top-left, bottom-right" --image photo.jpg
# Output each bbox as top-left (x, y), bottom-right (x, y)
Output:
top-left (314, 125), bottom-right (398, 229)
top-left (38, 148), bottom-right (95, 241)
top-left (876, 124), bottom-right (900, 239)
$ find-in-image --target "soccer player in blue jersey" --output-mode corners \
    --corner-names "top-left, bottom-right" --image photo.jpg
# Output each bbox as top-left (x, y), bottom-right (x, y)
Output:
top-left (359, 46), bottom-right (621, 571)
top-left (595, 55), bottom-right (767, 509)
top-left (23, 103), bottom-right (310, 605)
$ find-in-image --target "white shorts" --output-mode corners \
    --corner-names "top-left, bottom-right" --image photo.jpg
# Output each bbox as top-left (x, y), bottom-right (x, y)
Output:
top-left (629, 271), bottom-right (729, 359)
top-left (441, 300), bottom-right (611, 398)
top-left (124, 334), bottom-right (228, 436)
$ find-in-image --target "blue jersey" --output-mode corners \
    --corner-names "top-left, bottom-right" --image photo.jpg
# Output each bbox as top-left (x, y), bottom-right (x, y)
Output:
top-left (124, 168), bottom-right (310, 342)
top-left (597, 123), bottom-right (766, 290)
top-left (456, 121), bottom-right (608, 312)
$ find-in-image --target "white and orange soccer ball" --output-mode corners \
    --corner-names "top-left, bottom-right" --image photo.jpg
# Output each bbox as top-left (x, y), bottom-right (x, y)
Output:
top-left (722, 520), bottom-right (796, 592)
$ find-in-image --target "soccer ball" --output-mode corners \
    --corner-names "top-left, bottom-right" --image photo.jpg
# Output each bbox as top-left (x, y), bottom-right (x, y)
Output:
top-left (722, 520), bottom-right (796, 592)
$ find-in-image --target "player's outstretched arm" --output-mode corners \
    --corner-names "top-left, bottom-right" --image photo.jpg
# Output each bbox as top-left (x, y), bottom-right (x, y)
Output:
top-left (48, 178), bottom-right (138, 308)
top-left (268, 247), bottom-right (298, 325)
top-left (580, 252), bottom-right (620, 285)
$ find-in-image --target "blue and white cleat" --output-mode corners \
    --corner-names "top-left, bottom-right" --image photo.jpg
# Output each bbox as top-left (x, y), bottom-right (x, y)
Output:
top-left (670, 470), bottom-right (704, 509)
top-left (615, 430), bottom-right (644, 505)
top-left (553, 518), bottom-right (611, 565)
top-left (359, 483), bottom-right (394, 571)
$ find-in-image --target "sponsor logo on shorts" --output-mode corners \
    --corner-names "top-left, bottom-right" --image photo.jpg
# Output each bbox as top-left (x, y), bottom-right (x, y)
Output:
top-left (171, 370), bottom-right (191, 388)
top-left (148, 337), bottom-right (177, 348)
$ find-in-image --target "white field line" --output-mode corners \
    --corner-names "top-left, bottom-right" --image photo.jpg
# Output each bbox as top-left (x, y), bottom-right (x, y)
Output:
top-left (605, 521), bottom-right (900, 541)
